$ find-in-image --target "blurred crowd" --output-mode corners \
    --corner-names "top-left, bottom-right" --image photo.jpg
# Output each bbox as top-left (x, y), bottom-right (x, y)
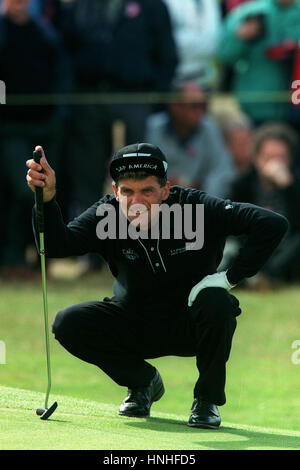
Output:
top-left (0, 0), bottom-right (300, 288)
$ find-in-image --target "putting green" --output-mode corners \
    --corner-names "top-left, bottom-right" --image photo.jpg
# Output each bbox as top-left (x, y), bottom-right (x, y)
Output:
top-left (1, 385), bottom-right (300, 450)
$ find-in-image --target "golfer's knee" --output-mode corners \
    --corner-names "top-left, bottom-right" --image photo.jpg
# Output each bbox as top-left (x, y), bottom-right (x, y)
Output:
top-left (52, 309), bottom-right (66, 340)
top-left (52, 306), bottom-right (78, 342)
top-left (193, 287), bottom-right (239, 327)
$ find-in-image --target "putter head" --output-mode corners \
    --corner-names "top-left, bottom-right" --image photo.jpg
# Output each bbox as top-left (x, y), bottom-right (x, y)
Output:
top-left (40, 401), bottom-right (58, 420)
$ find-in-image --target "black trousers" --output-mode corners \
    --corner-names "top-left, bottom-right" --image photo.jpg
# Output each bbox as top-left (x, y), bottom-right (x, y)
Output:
top-left (52, 287), bottom-right (241, 406)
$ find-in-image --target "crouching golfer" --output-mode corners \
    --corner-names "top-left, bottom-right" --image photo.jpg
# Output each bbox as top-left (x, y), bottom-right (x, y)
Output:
top-left (26, 143), bottom-right (288, 429)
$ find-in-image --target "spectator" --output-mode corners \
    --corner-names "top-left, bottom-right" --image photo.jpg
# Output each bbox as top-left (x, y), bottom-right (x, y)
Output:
top-left (163, 0), bottom-right (222, 89)
top-left (0, 0), bottom-right (69, 279)
top-left (60, 0), bottom-right (178, 216)
top-left (218, 111), bottom-right (253, 174)
top-left (218, 0), bottom-right (300, 127)
top-left (144, 80), bottom-right (237, 197)
top-left (224, 122), bottom-right (300, 285)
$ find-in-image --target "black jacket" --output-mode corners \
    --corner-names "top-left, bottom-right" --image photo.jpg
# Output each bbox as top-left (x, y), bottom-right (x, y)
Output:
top-left (33, 186), bottom-right (288, 317)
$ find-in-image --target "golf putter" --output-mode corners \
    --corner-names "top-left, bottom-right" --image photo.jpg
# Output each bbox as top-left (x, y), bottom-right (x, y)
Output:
top-left (33, 149), bottom-right (58, 420)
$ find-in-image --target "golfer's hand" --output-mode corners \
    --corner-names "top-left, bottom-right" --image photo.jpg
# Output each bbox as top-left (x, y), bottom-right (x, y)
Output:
top-left (188, 271), bottom-right (236, 307)
top-left (26, 146), bottom-right (56, 203)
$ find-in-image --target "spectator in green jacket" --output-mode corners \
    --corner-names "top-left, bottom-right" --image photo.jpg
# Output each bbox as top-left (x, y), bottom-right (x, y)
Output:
top-left (218, 0), bottom-right (300, 127)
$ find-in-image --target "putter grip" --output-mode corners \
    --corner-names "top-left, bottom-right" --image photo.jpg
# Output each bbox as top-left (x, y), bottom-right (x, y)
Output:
top-left (33, 150), bottom-right (44, 233)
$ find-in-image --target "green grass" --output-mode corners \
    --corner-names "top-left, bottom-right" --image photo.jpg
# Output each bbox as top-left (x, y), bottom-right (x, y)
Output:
top-left (1, 385), bottom-right (300, 450)
top-left (1, 269), bottom-right (300, 449)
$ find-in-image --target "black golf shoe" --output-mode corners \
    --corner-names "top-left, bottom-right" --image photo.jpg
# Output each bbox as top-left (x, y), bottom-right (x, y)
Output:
top-left (188, 397), bottom-right (221, 429)
top-left (119, 370), bottom-right (165, 418)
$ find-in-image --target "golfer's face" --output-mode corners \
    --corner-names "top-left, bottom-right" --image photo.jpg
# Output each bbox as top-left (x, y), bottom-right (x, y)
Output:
top-left (113, 176), bottom-right (170, 230)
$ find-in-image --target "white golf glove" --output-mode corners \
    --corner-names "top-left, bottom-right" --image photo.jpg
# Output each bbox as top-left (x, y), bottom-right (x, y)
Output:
top-left (188, 271), bottom-right (236, 307)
